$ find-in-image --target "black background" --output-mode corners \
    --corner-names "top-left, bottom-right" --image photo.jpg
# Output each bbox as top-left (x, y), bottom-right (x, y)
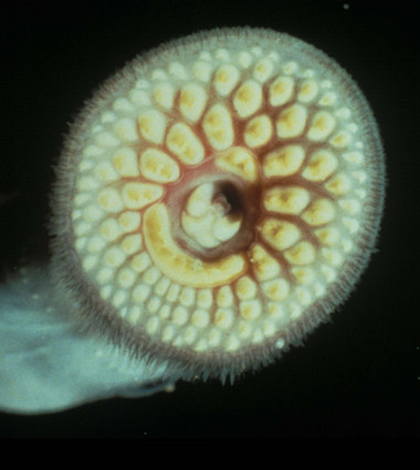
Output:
top-left (0, 0), bottom-right (418, 438)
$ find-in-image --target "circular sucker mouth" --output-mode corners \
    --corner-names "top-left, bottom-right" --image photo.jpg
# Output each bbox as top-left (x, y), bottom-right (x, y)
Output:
top-left (50, 27), bottom-right (385, 381)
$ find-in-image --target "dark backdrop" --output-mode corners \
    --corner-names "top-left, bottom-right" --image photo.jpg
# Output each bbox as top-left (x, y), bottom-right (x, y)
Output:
top-left (0, 0), bottom-right (418, 438)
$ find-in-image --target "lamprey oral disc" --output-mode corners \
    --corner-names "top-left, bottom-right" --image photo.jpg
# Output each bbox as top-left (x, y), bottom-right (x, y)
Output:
top-left (0, 28), bottom-right (385, 414)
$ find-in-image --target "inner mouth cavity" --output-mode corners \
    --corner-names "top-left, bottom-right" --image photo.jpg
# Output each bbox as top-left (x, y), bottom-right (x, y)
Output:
top-left (181, 181), bottom-right (245, 255)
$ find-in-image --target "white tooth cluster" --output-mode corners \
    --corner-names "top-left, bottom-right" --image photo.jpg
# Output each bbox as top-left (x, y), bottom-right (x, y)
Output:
top-left (66, 30), bottom-right (382, 362)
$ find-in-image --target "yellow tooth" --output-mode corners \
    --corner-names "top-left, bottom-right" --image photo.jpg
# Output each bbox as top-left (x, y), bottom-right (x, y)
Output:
top-left (283, 61), bottom-right (298, 75)
top-left (284, 241), bottom-right (316, 266)
top-left (269, 76), bottom-right (294, 106)
top-left (235, 276), bottom-right (258, 300)
top-left (137, 110), bottom-right (167, 144)
top-left (113, 118), bottom-right (138, 143)
top-left (100, 218), bottom-right (122, 241)
top-left (144, 203), bottom-right (247, 288)
top-left (292, 267), bottom-right (315, 284)
top-left (118, 211), bottom-right (141, 232)
top-left (203, 104), bottom-right (234, 150)
top-left (214, 308), bottom-right (234, 329)
top-left (249, 244), bottom-right (281, 281)
top-left (263, 186), bottom-right (311, 215)
top-left (276, 104), bottom-right (308, 138)
top-left (191, 309), bottom-right (210, 328)
top-left (301, 198), bottom-right (336, 226)
top-left (329, 131), bottom-right (352, 148)
top-left (297, 79), bottom-right (319, 102)
top-left (216, 285), bottom-right (234, 308)
top-left (121, 182), bottom-right (164, 210)
top-left (322, 248), bottom-right (344, 267)
top-left (213, 64), bottom-right (240, 96)
top-left (166, 122), bottom-right (205, 165)
top-left (179, 82), bottom-right (207, 122)
top-left (112, 147), bottom-right (140, 177)
top-left (97, 188), bottom-right (124, 213)
top-left (259, 218), bottom-right (301, 251)
top-left (179, 286), bottom-right (195, 306)
top-left (132, 284), bottom-right (151, 303)
top-left (121, 234), bottom-right (143, 254)
top-left (152, 82), bottom-right (175, 109)
top-left (343, 151), bottom-right (364, 165)
top-left (215, 147), bottom-right (259, 182)
top-left (131, 252), bottom-right (151, 273)
top-left (244, 114), bottom-right (273, 148)
top-left (314, 226), bottom-right (340, 245)
top-left (261, 278), bottom-right (290, 301)
top-left (340, 200), bottom-right (361, 216)
top-left (325, 173), bottom-right (352, 195)
top-left (94, 162), bottom-right (119, 183)
top-left (197, 289), bottom-right (213, 309)
top-left (319, 92), bottom-right (337, 106)
top-left (239, 300), bottom-right (262, 320)
top-left (139, 148), bottom-right (181, 183)
top-left (302, 149), bottom-right (338, 182)
top-left (253, 58), bottom-right (274, 82)
top-left (104, 246), bottom-right (126, 268)
top-left (307, 111), bottom-right (336, 141)
top-left (155, 277), bottom-right (170, 296)
top-left (262, 145), bottom-right (305, 177)
top-left (192, 60), bottom-right (213, 82)
top-left (117, 268), bottom-right (137, 289)
top-left (233, 79), bottom-right (263, 118)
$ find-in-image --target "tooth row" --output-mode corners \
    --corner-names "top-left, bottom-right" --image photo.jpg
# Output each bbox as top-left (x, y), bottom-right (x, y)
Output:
top-left (70, 42), bottom-right (371, 355)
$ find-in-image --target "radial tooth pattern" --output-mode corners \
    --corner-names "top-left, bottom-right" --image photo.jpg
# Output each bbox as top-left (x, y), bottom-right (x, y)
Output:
top-left (68, 31), bottom-right (380, 363)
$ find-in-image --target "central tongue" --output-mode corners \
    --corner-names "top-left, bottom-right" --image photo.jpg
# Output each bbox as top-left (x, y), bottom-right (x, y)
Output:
top-left (181, 182), bottom-right (243, 249)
